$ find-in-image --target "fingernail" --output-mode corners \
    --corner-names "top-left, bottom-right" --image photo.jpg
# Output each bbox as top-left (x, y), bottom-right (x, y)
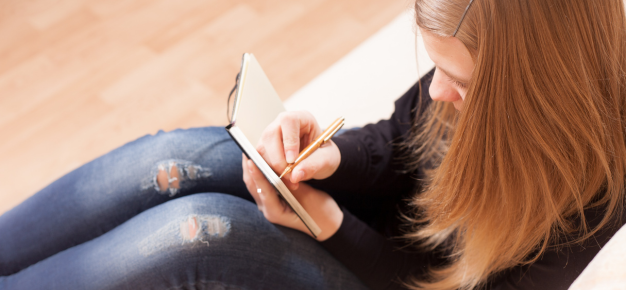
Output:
top-left (247, 160), bottom-right (254, 172)
top-left (286, 150), bottom-right (297, 164)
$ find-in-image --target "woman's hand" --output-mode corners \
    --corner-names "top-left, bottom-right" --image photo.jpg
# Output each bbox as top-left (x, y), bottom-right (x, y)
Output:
top-left (242, 155), bottom-right (343, 241)
top-left (256, 111), bottom-right (341, 190)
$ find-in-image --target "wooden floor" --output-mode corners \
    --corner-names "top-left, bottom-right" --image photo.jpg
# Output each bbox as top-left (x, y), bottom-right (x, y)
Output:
top-left (0, 0), bottom-right (411, 215)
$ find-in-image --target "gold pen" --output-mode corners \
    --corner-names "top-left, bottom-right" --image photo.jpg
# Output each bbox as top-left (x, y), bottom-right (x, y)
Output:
top-left (279, 117), bottom-right (345, 179)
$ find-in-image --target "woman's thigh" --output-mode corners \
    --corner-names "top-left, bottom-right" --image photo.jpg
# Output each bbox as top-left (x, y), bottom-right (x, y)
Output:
top-left (1, 193), bottom-right (367, 290)
top-left (0, 127), bottom-right (249, 275)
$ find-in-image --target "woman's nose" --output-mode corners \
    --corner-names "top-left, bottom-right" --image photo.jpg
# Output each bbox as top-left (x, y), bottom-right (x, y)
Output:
top-left (429, 69), bottom-right (462, 103)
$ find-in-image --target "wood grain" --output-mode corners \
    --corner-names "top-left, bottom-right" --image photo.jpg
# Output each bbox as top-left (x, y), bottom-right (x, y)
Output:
top-left (0, 0), bottom-right (411, 215)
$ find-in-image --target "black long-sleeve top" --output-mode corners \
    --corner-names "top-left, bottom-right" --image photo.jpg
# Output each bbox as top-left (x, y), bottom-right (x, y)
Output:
top-left (314, 70), bottom-right (626, 289)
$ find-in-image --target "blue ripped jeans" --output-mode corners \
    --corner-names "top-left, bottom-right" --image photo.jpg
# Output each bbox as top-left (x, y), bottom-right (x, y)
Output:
top-left (0, 127), bottom-right (367, 290)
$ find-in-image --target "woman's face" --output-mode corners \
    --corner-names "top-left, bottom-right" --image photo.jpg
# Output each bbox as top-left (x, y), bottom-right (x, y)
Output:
top-left (420, 28), bottom-right (474, 111)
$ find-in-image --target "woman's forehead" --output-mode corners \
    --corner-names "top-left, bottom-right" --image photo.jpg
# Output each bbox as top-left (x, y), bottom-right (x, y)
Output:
top-left (420, 28), bottom-right (474, 82)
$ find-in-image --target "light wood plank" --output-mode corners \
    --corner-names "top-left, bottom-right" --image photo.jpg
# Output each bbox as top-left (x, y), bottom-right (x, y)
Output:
top-left (0, 0), bottom-right (411, 215)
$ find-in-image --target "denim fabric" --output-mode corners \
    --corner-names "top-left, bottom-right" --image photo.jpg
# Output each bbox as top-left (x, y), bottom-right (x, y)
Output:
top-left (0, 127), bottom-right (367, 290)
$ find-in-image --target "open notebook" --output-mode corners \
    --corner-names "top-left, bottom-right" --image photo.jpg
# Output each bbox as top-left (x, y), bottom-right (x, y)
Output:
top-left (225, 53), bottom-right (322, 238)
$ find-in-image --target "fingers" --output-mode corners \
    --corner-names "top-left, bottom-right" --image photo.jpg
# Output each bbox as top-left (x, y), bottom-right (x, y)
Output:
top-left (255, 110), bottom-right (345, 193)
top-left (256, 111), bottom-right (323, 189)
top-left (289, 163), bottom-right (309, 184)
top-left (246, 158), bottom-right (293, 223)
top-left (257, 122), bottom-right (287, 173)
top-left (280, 114), bottom-right (300, 164)
top-left (244, 154), bottom-right (343, 241)
top-left (289, 140), bottom-right (341, 183)
top-left (256, 145), bottom-right (299, 191)
top-left (259, 112), bottom-right (321, 166)
top-left (242, 154), bottom-right (263, 211)
top-left (294, 111), bottom-right (320, 146)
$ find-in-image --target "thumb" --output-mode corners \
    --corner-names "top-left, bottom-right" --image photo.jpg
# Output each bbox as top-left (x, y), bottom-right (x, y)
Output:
top-left (289, 157), bottom-right (319, 183)
top-left (289, 143), bottom-right (339, 183)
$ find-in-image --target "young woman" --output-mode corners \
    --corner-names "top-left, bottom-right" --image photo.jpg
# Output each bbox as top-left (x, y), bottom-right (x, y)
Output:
top-left (2, 0), bottom-right (625, 289)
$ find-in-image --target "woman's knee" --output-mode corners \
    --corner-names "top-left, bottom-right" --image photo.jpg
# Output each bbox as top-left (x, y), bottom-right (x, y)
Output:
top-left (137, 193), bottom-right (310, 258)
top-left (137, 193), bottom-right (269, 255)
top-left (129, 194), bottom-right (285, 276)
top-left (110, 193), bottom-right (363, 290)
top-left (112, 127), bottom-right (247, 198)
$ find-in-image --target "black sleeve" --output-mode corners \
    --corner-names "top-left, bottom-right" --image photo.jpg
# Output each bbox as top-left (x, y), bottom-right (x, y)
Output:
top-left (321, 208), bottom-right (429, 290)
top-left (310, 70), bottom-right (434, 196)
top-left (322, 203), bottom-right (624, 290)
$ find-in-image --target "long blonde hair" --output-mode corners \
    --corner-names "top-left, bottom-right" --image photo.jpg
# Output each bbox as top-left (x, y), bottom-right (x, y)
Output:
top-left (405, 0), bottom-right (626, 289)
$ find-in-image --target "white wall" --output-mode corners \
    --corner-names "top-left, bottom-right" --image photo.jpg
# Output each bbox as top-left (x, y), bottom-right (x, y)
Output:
top-left (284, 9), bottom-right (434, 129)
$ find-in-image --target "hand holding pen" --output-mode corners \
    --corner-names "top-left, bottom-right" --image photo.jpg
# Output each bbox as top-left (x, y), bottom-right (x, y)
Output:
top-left (280, 117), bottom-right (345, 179)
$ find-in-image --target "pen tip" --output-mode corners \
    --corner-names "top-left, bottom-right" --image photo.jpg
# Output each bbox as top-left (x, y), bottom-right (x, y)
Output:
top-left (279, 167), bottom-right (289, 179)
